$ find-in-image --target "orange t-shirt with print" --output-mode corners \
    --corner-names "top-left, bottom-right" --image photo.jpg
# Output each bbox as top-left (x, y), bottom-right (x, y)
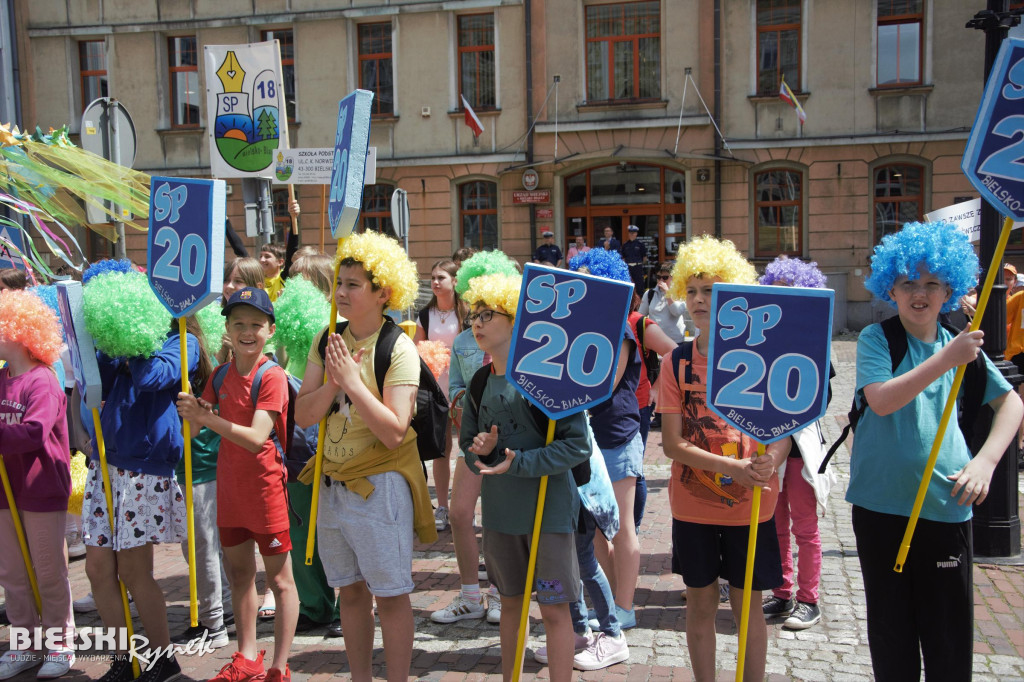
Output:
top-left (655, 342), bottom-right (779, 526)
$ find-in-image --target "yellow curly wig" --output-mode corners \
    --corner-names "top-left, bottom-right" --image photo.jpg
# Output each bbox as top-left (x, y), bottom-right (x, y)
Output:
top-left (336, 232), bottom-right (419, 311)
top-left (669, 235), bottom-right (757, 300)
top-left (0, 289), bottom-right (62, 365)
top-left (461, 273), bottom-right (523, 319)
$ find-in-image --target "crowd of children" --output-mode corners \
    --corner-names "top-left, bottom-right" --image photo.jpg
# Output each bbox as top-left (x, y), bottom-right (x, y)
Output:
top-left (0, 215), bottom-right (1019, 682)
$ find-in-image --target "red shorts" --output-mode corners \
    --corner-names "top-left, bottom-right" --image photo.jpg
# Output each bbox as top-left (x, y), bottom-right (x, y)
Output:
top-left (219, 526), bottom-right (292, 556)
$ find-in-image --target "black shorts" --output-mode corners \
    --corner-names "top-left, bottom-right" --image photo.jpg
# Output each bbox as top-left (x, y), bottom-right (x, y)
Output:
top-left (671, 517), bottom-right (783, 591)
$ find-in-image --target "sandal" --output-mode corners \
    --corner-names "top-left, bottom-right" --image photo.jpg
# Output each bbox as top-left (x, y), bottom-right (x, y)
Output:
top-left (258, 590), bottom-right (277, 620)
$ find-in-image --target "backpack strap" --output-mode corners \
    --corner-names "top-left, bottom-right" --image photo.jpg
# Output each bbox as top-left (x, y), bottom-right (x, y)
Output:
top-left (645, 288), bottom-right (655, 306)
top-left (469, 362), bottom-right (548, 435)
top-left (210, 363), bottom-right (231, 404)
top-left (635, 316), bottom-right (647, 354)
top-left (317, 318), bottom-right (401, 406)
top-left (671, 340), bottom-right (694, 405)
top-left (880, 314), bottom-right (909, 373)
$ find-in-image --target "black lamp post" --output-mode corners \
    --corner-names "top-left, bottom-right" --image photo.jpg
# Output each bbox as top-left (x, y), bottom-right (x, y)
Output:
top-left (966, 1), bottom-right (1023, 561)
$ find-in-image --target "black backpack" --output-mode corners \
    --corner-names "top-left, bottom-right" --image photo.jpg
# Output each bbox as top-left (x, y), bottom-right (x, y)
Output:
top-left (210, 359), bottom-right (319, 483)
top-left (818, 315), bottom-right (988, 474)
top-left (317, 317), bottom-right (449, 462)
top-left (634, 315), bottom-right (660, 387)
top-left (468, 363), bottom-right (591, 486)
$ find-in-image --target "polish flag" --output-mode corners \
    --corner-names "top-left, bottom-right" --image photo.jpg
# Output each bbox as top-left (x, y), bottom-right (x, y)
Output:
top-left (461, 94), bottom-right (484, 138)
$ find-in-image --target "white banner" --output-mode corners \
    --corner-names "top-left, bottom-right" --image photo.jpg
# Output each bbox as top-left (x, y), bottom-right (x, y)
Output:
top-left (925, 198), bottom-right (1023, 243)
top-left (272, 147), bottom-right (377, 185)
top-left (204, 41), bottom-right (286, 178)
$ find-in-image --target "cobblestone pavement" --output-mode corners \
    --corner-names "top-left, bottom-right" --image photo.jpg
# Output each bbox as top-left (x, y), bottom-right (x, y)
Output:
top-left (3, 336), bottom-right (1023, 680)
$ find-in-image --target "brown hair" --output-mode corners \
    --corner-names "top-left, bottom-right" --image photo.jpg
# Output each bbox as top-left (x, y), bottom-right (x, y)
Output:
top-left (452, 247), bottom-right (476, 267)
top-left (292, 245), bottom-right (321, 262)
top-left (424, 259), bottom-right (467, 331)
top-left (291, 254), bottom-right (334, 299)
top-left (0, 268), bottom-right (29, 290)
top-left (260, 242), bottom-right (287, 261)
top-left (173, 315), bottom-right (213, 395)
top-left (223, 258), bottom-right (265, 303)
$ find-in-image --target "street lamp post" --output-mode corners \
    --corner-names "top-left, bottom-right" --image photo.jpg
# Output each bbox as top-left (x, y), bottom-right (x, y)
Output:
top-left (966, 1), bottom-right (1023, 560)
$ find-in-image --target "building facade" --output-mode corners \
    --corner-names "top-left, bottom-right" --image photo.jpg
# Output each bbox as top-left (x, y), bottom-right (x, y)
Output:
top-left (13, 0), bottom-right (1019, 327)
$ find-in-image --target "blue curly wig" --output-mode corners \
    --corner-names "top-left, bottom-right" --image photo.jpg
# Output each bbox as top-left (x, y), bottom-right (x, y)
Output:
top-left (864, 221), bottom-right (978, 313)
top-left (29, 284), bottom-right (66, 342)
top-left (568, 248), bottom-right (631, 284)
top-left (759, 256), bottom-right (827, 289)
top-left (82, 258), bottom-right (133, 285)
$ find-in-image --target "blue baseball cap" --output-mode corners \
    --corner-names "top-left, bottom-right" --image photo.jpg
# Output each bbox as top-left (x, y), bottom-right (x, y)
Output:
top-left (222, 287), bottom-right (275, 323)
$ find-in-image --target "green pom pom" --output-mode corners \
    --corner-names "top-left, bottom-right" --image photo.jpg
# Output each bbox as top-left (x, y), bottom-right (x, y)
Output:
top-left (83, 270), bottom-right (172, 358)
top-left (195, 303), bottom-right (226, 358)
top-left (274, 276), bottom-right (330, 375)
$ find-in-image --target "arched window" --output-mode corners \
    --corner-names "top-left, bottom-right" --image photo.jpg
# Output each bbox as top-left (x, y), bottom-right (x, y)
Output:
top-left (460, 181), bottom-right (498, 251)
top-left (873, 163), bottom-right (923, 243)
top-left (361, 184), bottom-right (396, 237)
top-left (753, 168), bottom-right (803, 257)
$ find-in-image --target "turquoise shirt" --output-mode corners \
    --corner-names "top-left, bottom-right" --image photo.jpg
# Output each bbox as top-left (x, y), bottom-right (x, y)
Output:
top-left (847, 322), bottom-right (1011, 523)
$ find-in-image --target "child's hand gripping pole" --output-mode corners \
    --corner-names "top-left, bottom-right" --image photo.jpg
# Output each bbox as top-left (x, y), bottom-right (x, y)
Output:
top-left (0, 455), bottom-right (42, 614)
top-left (895, 215), bottom-right (1015, 572)
top-left (735, 442), bottom-right (765, 682)
top-left (179, 317), bottom-right (198, 627)
top-left (306, 240), bottom-right (344, 565)
top-left (91, 408), bottom-right (141, 679)
top-left (511, 419), bottom-right (556, 682)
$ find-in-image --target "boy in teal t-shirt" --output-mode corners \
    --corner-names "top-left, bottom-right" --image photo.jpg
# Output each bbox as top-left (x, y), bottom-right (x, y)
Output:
top-left (848, 221), bottom-right (1022, 681)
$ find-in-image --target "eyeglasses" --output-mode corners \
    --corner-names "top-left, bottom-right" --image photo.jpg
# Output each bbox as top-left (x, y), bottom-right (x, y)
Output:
top-left (465, 309), bottom-right (512, 326)
top-left (656, 275), bottom-right (671, 281)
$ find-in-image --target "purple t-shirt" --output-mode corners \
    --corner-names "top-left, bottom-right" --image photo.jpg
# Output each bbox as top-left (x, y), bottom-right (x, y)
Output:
top-left (0, 364), bottom-right (71, 512)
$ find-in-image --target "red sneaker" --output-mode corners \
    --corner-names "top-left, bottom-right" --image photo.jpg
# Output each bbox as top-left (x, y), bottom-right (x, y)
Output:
top-left (208, 651), bottom-right (266, 682)
top-left (264, 666), bottom-right (290, 682)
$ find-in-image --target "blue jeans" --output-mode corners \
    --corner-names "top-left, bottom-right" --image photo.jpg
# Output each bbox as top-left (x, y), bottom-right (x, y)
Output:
top-left (571, 507), bottom-right (621, 637)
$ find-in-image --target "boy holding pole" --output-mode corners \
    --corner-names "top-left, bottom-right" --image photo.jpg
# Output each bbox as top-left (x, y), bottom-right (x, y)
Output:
top-left (656, 236), bottom-right (789, 682)
top-left (849, 221), bottom-right (1021, 680)
top-left (460, 273), bottom-right (592, 682)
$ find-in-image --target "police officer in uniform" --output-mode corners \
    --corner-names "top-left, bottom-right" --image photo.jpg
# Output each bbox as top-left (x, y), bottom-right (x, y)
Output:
top-left (533, 230), bottom-right (563, 267)
top-left (621, 224), bottom-right (648, 293)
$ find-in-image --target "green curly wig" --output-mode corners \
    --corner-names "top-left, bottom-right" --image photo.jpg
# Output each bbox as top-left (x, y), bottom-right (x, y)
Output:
top-left (83, 269), bottom-right (172, 358)
top-left (454, 250), bottom-right (520, 297)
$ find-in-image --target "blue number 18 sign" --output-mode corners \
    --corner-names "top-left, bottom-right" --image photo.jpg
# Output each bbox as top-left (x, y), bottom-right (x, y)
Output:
top-left (706, 284), bottom-right (833, 443)
top-left (147, 177), bottom-right (226, 317)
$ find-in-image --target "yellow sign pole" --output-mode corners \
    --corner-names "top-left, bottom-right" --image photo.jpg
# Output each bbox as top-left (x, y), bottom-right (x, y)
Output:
top-left (305, 238), bottom-right (344, 565)
top-left (0, 454), bottom-right (42, 614)
top-left (178, 317), bottom-right (198, 626)
top-left (895, 215), bottom-right (1015, 572)
top-left (735, 442), bottom-right (766, 682)
top-left (91, 408), bottom-right (141, 679)
top-left (511, 419), bottom-right (556, 682)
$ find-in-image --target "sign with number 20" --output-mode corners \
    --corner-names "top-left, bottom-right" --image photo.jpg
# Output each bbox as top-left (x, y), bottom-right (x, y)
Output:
top-left (147, 177), bottom-right (226, 317)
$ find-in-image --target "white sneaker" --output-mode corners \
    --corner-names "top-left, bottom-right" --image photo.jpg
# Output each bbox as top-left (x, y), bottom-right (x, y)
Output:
top-left (0, 650), bottom-right (41, 680)
top-left (73, 593), bottom-right (136, 616)
top-left (434, 507), bottom-right (450, 531)
top-left (533, 630), bottom-right (590, 665)
top-left (37, 649), bottom-right (75, 679)
top-left (66, 532), bottom-right (86, 559)
top-left (485, 593), bottom-right (501, 624)
top-left (430, 594), bottom-right (485, 623)
top-left (573, 632), bottom-right (629, 671)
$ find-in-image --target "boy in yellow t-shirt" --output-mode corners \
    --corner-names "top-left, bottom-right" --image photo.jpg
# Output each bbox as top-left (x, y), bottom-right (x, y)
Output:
top-left (295, 232), bottom-right (435, 682)
top-left (260, 242), bottom-right (287, 301)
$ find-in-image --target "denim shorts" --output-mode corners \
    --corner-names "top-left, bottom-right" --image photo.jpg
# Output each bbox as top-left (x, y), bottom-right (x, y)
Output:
top-left (600, 431), bottom-right (644, 483)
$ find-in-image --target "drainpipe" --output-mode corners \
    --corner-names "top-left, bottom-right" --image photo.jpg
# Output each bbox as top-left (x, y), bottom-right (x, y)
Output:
top-left (713, 0), bottom-right (722, 238)
top-left (526, 0), bottom-right (537, 255)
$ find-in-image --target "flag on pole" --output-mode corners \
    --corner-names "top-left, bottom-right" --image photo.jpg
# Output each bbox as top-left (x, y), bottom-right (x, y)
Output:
top-left (461, 94), bottom-right (484, 138)
top-left (779, 78), bottom-right (806, 124)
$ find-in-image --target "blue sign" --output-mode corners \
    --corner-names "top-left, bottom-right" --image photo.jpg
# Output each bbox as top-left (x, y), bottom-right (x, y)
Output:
top-left (56, 281), bottom-right (102, 410)
top-left (147, 177), bottom-right (226, 317)
top-left (706, 284), bottom-right (834, 444)
top-left (962, 37), bottom-right (1024, 222)
top-left (0, 224), bottom-right (26, 270)
top-left (328, 90), bottom-right (374, 238)
top-left (507, 264), bottom-right (634, 420)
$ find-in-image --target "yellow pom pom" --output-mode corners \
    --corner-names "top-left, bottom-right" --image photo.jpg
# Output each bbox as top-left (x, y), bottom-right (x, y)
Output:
top-left (668, 235), bottom-right (757, 301)
top-left (336, 232), bottom-right (419, 311)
